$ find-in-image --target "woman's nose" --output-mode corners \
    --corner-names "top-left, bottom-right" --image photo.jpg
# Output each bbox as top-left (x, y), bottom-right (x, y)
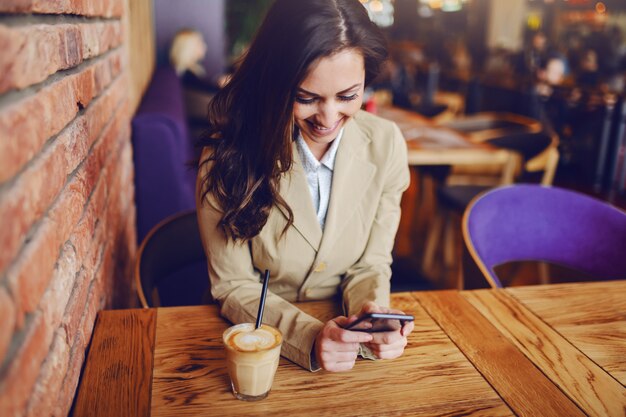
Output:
top-left (317, 101), bottom-right (339, 127)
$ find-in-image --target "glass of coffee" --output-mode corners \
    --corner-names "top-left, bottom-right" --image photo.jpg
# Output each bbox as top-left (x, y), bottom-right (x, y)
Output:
top-left (222, 323), bottom-right (283, 401)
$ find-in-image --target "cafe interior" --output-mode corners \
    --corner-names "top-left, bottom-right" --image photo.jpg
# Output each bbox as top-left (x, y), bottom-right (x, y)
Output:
top-left (0, 0), bottom-right (625, 416)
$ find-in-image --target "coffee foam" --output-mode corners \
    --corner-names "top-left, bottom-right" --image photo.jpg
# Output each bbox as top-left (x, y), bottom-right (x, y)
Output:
top-left (227, 324), bottom-right (281, 352)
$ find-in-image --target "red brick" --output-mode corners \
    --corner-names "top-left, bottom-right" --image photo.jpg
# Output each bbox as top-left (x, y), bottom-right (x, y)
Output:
top-left (0, 0), bottom-right (124, 17)
top-left (7, 190), bottom-right (83, 327)
top-left (0, 72), bottom-right (127, 277)
top-left (80, 271), bottom-right (104, 350)
top-left (62, 172), bottom-right (112, 347)
top-left (0, 312), bottom-right (51, 417)
top-left (0, 50), bottom-right (123, 183)
top-left (24, 328), bottom-right (70, 417)
top-left (0, 120), bottom-right (87, 277)
top-left (5, 95), bottom-right (129, 324)
top-left (62, 268), bottom-right (91, 349)
top-left (54, 332), bottom-right (87, 417)
top-left (0, 21), bottom-right (122, 94)
top-left (39, 242), bottom-right (79, 335)
top-left (0, 287), bottom-right (16, 363)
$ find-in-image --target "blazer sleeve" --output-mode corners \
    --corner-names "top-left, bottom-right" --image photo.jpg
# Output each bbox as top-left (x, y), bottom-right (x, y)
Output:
top-left (340, 123), bottom-right (410, 316)
top-left (196, 153), bottom-right (324, 371)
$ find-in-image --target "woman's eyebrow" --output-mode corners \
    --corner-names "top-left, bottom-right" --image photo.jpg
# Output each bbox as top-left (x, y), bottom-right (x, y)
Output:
top-left (297, 83), bottom-right (362, 96)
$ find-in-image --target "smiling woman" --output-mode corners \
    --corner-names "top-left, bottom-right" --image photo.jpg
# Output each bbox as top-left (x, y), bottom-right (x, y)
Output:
top-left (196, 0), bottom-right (412, 373)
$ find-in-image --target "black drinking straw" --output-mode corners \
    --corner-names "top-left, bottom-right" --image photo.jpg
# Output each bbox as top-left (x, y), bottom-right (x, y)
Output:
top-left (255, 269), bottom-right (270, 329)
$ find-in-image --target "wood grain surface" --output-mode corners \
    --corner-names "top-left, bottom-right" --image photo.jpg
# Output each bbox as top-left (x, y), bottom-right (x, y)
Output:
top-left (506, 281), bottom-right (626, 386)
top-left (72, 308), bottom-right (156, 417)
top-left (413, 290), bottom-right (586, 417)
top-left (73, 283), bottom-right (626, 417)
top-left (150, 294), bottom-right (512, 417)
top-left (464, 289), bottom-right (626, 417)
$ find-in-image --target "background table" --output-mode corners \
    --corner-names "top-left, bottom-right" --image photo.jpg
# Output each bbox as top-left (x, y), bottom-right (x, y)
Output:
top-left (377, 106), bottom-right (519, 259)
top-left (72, 281), bottom-right (626, 417)
top-left (377, 106), bottom-right (518, 175)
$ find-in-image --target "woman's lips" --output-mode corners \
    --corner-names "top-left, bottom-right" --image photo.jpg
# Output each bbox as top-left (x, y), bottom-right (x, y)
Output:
top-left (306, 117), bottom-right (343, 136)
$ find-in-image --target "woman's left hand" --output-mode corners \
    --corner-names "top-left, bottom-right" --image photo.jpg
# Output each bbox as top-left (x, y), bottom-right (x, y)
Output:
top-left (359, 301), bottom-right (414, 359)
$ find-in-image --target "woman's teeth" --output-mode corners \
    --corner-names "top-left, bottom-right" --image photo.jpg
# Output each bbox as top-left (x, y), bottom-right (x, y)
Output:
top-left (309, 118), bottom-right (340, 133)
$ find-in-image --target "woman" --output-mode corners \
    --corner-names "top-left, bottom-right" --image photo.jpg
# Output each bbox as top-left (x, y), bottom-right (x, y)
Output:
top-left (197, 0), bottom-right (412, 372)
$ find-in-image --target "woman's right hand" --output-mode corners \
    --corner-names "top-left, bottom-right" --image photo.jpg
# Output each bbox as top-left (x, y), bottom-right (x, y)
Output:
top-left (314, 316), bottom-right (373, 372)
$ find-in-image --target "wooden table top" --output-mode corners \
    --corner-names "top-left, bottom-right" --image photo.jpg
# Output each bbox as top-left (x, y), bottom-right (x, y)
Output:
top-left (377, 106), bottom-right (517, 169)
top-left (72, 281), bottom-right (626, 417)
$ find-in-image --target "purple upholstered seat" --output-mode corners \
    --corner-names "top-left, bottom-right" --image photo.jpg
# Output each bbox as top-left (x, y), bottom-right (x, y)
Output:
top-left (132, 66), bottom-right (197, 243)
top-left (463, 184), bottom-right (626, 288)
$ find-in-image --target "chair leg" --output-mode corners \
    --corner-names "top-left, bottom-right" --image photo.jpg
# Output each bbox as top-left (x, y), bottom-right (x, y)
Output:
top-left (441, 213), bottom-right (456, 289)
top-left (443, 214), bottom-right (464, 290)
top-left (443, 214), bottom-right (456, 269)
top-left (422, 210), bottom-right (444, 282)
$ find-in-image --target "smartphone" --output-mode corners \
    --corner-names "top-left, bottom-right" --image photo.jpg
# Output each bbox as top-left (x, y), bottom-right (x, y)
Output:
top-left (345, 312), bottom-right (414, 332)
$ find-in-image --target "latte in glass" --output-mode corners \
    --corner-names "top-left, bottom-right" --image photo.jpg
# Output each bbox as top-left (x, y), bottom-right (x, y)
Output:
top-left (223, 323), bottom-right (282, 401)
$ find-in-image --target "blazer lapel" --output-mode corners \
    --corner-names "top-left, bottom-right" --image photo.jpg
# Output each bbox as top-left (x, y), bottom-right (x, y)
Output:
top-left (276, 147), bottom-right (323, 251)
top-left (317, 118), bottom-right (376, 259)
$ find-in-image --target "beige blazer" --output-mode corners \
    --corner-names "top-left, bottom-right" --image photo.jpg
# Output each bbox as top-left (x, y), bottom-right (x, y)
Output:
top-left (196, 110), bottom-right (410, 370)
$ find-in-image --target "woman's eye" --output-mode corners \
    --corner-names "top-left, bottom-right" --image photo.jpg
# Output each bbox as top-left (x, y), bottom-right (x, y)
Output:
top-left (338, 93), bottom-right (358, 102)
top-left (295, 96), bottom-right (316, 105)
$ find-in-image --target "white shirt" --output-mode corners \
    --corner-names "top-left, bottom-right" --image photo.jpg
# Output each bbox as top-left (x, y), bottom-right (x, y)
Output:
top-left (295, 128), bottom-right (344, 230)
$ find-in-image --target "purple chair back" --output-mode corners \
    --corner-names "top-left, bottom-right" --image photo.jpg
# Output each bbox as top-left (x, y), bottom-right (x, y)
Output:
top-left (132, 66), bottom-right (196, 243)
top-left (463, 184), bottom-right (626, 288)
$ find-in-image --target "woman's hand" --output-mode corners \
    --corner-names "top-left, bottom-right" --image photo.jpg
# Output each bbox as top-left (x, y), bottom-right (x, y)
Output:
top-left (360, 301), bottom-right (414, 360)
top-left (314, 316), bottom-right (373, 372)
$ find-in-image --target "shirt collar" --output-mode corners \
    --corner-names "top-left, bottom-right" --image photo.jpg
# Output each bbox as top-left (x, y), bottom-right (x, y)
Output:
top-left (295, 128), bottom-right (344, 172)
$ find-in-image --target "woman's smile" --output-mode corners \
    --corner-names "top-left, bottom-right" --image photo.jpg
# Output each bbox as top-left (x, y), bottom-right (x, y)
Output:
top-left (306, 117), bottom-right (344, 137)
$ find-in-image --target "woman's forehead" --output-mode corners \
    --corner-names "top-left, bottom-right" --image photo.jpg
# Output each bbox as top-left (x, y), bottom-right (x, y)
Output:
top-left (299, 49), bottom-right (365, 94)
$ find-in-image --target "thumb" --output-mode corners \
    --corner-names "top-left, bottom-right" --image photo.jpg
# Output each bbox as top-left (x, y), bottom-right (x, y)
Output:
top-left (361, 301), bottom-right (381, 314)
top-left (331, 316), bottom-right (351, 328)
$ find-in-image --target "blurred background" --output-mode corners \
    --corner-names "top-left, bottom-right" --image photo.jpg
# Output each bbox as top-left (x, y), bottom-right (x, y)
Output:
top-left (150, 0), bottom-right (626, 288)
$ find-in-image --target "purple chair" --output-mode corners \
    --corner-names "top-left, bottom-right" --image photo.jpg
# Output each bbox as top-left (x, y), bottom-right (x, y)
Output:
top-left (132, 66), bottom-right (197, 243)
top-left (463, 184), bottom-right (626, 288)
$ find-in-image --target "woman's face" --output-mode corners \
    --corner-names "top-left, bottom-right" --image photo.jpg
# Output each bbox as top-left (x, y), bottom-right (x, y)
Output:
top-left (294, 48), bottom-right (365, 158)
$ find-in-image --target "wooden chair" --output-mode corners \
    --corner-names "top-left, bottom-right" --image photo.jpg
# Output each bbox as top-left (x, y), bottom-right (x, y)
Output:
top-left (421, 130), bottom-right (560, 289)
top-left (135, 210), bottom-right (210, 307)
top-left (463, 184), bottom-right (626, 288)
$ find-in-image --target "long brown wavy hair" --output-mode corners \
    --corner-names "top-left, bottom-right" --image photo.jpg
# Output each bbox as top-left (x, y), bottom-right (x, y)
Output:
top-left (198, 0), bottom-right (387, 241)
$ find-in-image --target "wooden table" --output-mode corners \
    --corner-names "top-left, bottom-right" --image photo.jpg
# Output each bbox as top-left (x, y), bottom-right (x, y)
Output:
top-left (72, 281), bottom-right (626, 417)
top-left (377, 106), bottom-right (518, 175)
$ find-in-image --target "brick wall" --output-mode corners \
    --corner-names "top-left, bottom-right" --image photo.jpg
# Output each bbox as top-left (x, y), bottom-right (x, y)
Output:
top-left (0, 0), bottom-right (139, 416)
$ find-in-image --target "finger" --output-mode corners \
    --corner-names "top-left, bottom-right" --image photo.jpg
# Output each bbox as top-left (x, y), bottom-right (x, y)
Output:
top-left (373, 348), bottom-right (404, 360)
top-left (317, 339), bottom-right (360, 353)
top-left (330, 326), bottom-right (374, 344)
top-left (329, 315), bottom-right (370, 332)
top-left (369, 330), bottom-right (403, 345)
top-left (365, 337), bottom-right (407, 353)
top-left (319, 350), bottom-right (358, 363)
top-left (401, 320), bottom-right (415, 337)
top-left (331, 316), bottom-right (351, 328)
top-left (324, 360), bottom-right (357, 372)
top-left (360, 301), bottom-right (381, 314)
